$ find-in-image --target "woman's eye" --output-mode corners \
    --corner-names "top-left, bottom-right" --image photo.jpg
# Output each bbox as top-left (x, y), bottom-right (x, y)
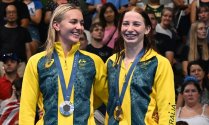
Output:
top-left (80, 21), bottom-right (84, 26)
top-left (69, 19), bottom-right (78, 24)
top-left (133, 23), bottom-right (141, 27)
top-left (122, 22), bottom-right (129, 26)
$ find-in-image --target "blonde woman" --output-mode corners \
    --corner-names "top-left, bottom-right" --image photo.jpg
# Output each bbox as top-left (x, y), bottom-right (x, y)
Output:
top-left (181, 21), bottom-right (209, 76)
top-left (19, 4), bottom-right (107, 125)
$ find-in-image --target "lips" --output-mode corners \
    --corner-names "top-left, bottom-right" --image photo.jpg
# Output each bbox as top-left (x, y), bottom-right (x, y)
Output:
top-left (187, 97), bottom-right (194, 101)
top-left (124, 33), bottom-right (138, 39)
top-left (71, 32), bottom-right (80, 39)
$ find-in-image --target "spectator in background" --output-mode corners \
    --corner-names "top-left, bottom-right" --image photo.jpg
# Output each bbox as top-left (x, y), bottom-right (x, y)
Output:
top-left (190, 0), bottom-right (209, 23)
top-left (173, 0), bottom-right (192, 45)
top-left (0, 0), bottom-right (30, 28)
top-left (0, 4), bottom-right (32, 77)
top-left (147, 11), bottom-right (158, 31)
top-left (23, 0), bottom-right (43, 55)
top-left (180, 21), bottom-right (209, 76)
top-left (0, 78), bottom-right (22, 125)
top-left (86, 22), bottom-right (113, 62)
top-left (99, 2), bottom-right (119, 49)
top-left (75, 0), bottom-right (91, 30)
top-left (176, 76), bottom-right (209, 125)
top-left (197, 5), bottom-right (209, 43)
top-left (0, 53), bottom-right (19, 105)
top-left (44, 0), bottom-right (68, 24)
top-left (144, 0), bottom-right (164, 23)
top-left (187, 61), bottom-right (209, 104)
top-left (176, 60), bottom-right (209, 109)
top-left (79, 32), bottom-right (88, 50)
top-left (155, 7), bottom-right (179, 65)
top-left (86, 0), bottom-right (103, 24)
top-left (127, 0), bottom-right (138, 10)
top-left (106, 0), bottom-right (129, 13)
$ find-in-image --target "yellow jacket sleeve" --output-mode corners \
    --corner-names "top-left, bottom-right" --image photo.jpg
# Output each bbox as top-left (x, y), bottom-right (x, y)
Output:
top-left (19, 55), bottom-right (40, 125)
top-left (154, 55), bottom-right (176, 125)
top-left (93, 55), bottom-right (108, 108)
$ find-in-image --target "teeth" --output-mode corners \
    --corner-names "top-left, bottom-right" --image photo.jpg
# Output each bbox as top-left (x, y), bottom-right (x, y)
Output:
top-left (125, 34), bottom-right (137, 38)
top-left (126, 34), bottom-right (135, 37)
top-left (72, 32), bottom-right (79, 35)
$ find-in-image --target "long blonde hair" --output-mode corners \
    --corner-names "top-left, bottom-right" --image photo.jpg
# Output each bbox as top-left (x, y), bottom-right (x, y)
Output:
top-left (188, 21), bottom-right (209, 61)
top-left (45, 4), bottom-right (80, 61)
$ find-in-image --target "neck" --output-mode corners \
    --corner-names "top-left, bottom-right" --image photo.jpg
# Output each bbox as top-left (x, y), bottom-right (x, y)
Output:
top-left (5, 73), bottom-right (17, 83)
top-left (60, 41), bottom-right (73, 57)
top-left (160, 23), bottom-right (168, 29)
top-left (123, 42), bottom-right (144, 69)
top-left (184, 102), bottom-right (202, 110)
top-left (124, 42), bottom-right (144, 61)
top-left (197, 39), bottom-right (204, 45)
top-left (5, 23), bottom-right (17, 28)
top-left (199, 80), bottom-right (203, 89)
top-left (91, 39), bottom-right (104, 48)
top-left (106, 22), bottom-right (114, 27)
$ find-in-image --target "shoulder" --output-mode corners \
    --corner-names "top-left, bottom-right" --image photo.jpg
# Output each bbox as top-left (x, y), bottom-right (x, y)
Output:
top-left (143, 49), bottom-right (171, 68)
top-left (104, 46), bottom-right (113, 51)
top-left (106, 53), bottom-right (117, 62)
top-left (144, 50), bottom-right (172, 73)
top-left (155, 53), bottom-right (170, 63)
top-left (142, 49), bottom-right (168, 61)
top-left (79, 50), bottom-right (104, 64)
top-left (204, 104), bottom-right (209, 116)
top-left (27, 51), bottom-right (46, 65)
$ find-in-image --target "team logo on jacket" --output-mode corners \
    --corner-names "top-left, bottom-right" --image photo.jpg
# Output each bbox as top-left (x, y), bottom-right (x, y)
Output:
top-left (78, 59), bottom-right (86, 68)
top-left (45, 59), bottom-right (54, 68)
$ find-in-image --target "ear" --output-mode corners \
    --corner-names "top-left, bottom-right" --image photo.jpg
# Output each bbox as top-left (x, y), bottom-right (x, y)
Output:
top-left (52, 21), bottom-right (60, 31)
top-left (145, 25), bottom-right (151, 35)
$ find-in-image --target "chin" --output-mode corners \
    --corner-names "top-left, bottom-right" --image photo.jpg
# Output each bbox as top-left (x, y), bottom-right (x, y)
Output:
top-left (125, 40), bottom-right (139, 44)
top-left (69, 38), bottom-right (80, 43)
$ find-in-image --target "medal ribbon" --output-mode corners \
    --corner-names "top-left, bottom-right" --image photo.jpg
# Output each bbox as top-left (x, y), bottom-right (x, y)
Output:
top-left (115, 49), bottom-right (145, 106)
top-left (53, 49), bottom-right (79, 101)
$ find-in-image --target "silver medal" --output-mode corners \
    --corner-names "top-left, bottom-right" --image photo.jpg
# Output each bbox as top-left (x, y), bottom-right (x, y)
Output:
top-left (60, 101), bottom-right (74, 116)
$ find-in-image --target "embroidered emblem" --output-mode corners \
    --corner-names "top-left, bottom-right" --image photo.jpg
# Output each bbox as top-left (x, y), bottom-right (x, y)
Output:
top-left (79, 59), bottom-right (86, 67)
top-left (45, 59), bottom-right (54, 68)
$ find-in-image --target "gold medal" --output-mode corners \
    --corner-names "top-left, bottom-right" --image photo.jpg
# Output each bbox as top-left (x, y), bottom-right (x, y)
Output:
top-left (114, 106), bottom-right (123, 121)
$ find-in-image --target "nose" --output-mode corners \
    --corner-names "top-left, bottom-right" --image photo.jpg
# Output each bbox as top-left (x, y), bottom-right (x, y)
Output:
top-left (76, 23), bottom-right (84, 30)
top-left (76, 23), bottom-right (84, 33)
top-left (194, 70), bottom-right (199, 75)
top-left (203, 28), bottom-right (207, 33)
top-left (188, 91), bottom-right (193, 95)
top-left (127, 24), bottom-right (134, 32)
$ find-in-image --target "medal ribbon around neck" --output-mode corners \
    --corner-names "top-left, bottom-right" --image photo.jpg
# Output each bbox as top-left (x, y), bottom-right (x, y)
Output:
top-left (53, 49), bottom-right (79, 105)
top-left (115, 48), bottom-right (145, 106)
